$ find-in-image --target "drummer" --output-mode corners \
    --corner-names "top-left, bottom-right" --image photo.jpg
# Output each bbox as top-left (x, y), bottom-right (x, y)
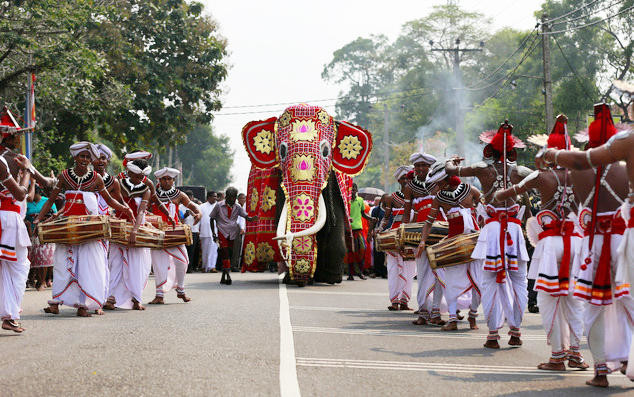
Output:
top-left (445, 122), bottom-right (531, 348)
top-left (104, 158), bottom-right (156, 311)
top-left (148, 167), bottom-right (201, 304)
top-left (495, 115), bottom-right (588, 371)
top-left (403, 152), bottom-right (446, 326)
top-left (416, 162), bottom-right (482, 331)
top-left (380, 165), bottom-right (415, 311)
top-left (93, 143), bottom-right (126, 215)
top-left (38, 142), bottom-right (134, 317)
top-left (0, 151), bottom-right (34, 333)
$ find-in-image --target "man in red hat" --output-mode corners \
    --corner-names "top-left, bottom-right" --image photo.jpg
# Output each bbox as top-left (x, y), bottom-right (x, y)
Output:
top-left (538, 104), bottom-right (634, 387)
top-left (445, 121), bottom-right (532, 349)
top-left (416, 162), bottom-right (482, 331)
top-left (497, 115), bottom-right (588, 372)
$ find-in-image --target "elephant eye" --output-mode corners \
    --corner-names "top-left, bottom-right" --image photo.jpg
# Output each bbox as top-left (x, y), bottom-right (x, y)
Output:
top-left (279, 142), bottom-right (288, 161)
top-left (320, 139), bottom-right (331, 158)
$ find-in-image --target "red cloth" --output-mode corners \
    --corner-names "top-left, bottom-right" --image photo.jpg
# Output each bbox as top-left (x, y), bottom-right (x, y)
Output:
top-left (486, 207), bottom-right (522, 283)
top-left (62, 192), bottom-right (89, 216)
top-left (537, 219), bottom-right (581, 293)
top-left (218, 232), bottom-right (233, 249)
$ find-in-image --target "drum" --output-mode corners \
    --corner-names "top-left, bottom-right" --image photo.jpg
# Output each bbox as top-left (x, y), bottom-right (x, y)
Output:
top-left (426, 232), bottom-right (480, 269)
top-left (144, 215), bottom-right (166, 230)
top-left (375, 229), bottom-right (400, 252)
top-left (109, 222), bottom-right (164, 249)
top-left (401, 246), bottom-right (416, 261)
top-left (163, 224), bottom-right (193, 248)
top-left (38, 215), bottom-right (110, 245)
top-left (400, 222), bottom-right (449, 247)
top-left (108, 218), bottom-right (127, 242)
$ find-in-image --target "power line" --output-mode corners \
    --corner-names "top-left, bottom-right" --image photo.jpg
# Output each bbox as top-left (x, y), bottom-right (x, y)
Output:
top-left (540, 4), bottom-right (634, 35)
top-left (552, 35), bottom-right (595, 102)
top-left (542, 0), bottom-right (601, 23)
top-left (550, 0), bottom-right (626, 26)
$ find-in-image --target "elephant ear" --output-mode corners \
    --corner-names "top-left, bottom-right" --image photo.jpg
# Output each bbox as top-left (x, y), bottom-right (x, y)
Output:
top-left (242, 117), bottom-right (279, 169)
top-left (332, 120), bottom-right (373, 176)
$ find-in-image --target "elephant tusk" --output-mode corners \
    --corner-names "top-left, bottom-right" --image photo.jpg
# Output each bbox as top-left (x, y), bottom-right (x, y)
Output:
top-left (274, 193), bottom-right (327, 241)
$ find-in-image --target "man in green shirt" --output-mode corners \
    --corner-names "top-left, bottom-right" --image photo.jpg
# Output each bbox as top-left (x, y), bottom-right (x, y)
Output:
top-left (347, 184), bottom-right (373, 280)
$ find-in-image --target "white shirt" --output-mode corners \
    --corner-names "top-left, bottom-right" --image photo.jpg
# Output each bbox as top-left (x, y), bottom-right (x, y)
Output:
top-left (237, 203), bottom-right (246, 232)
top-left (199, 201), bottom-right (217, 238)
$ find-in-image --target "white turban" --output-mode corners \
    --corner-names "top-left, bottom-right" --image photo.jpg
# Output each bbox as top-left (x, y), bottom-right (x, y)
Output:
top-left (96, 143), bottom-right (113, 160)
top-left (69, 142), bottom-right (100, 160)
top-left (124, 151), bottom-right (153, 161)
top-left (409, 152), bottom-right (436, 166)
top-left (127, 162), bottom-right (152, 176)
top-left (393, 165), bottom-right (413, 181)
top-left (154, 167), bottom-right (180, 179)
top-left (425, 162), bottom-right (447, 184)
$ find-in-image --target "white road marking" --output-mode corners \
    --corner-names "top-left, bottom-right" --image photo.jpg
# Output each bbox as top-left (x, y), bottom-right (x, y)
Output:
top-left (290, 305), bottom-right (385, 312)
top-left (288, 290), bottom-right (387, 297)
top-left (296, 358), bottom-right (598, 377)
top-left (293, 325), bottom-right (550, 341)
top-left (279, 275), bottom-right (301, 397)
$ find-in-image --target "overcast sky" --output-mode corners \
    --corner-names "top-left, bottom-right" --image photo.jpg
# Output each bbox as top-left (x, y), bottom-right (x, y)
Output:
top-left (200, 0), bottom-right (543, 193)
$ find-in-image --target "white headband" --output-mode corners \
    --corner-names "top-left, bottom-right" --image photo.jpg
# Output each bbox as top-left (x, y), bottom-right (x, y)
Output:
top-left (393, 165), bottom-right (413, 180)
top-left (409, 152), bottom-right (436, 166)
top-left (127, 162), bottom-right (152, 176)
top-left (96, 143), bottom-right (113, 160)
top-left (425, 162), bottom-right (447, 184)
top-left (70, 142), bottom-right (100, 160)
top-left (154, 167), bottom-right (181, 179)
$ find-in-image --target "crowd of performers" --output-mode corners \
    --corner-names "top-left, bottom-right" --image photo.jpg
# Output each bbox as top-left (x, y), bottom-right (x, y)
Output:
top-left (0, 134), bottom-right (254, 333)
top-left (372, 104), bottom-right (634, 388)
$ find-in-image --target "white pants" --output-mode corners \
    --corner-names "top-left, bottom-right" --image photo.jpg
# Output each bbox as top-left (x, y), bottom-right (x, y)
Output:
top-left (108, 244), bottom-right (151, 309)
top-left (537, 293), bottom-right (584, 355)
top-left (151, 245), bottom-right (189, 296)
top-left (387, 254), bottom-right (414, 304)
top-left (442, 262), bottom-right (481, 321)
top-left (481, 262), bottom-right (527, 333)
top-left (584, 298), bottom-right (634, 368)
top-left (0, 247), bottom-right (29, 320)
top-left (416, 254), bottom-right (437, 312)
top-left (200, 236), bottom-right (218, 271)
top-left (50, 241), bottom-right (108, 310)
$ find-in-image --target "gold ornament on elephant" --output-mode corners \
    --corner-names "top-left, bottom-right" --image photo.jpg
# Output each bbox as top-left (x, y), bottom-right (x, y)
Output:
top-left (317, 110), bottom-right (331, 125)
top-left (338, 135), bottom-right (363, 160)
top-left (249, 188), bottom-right (259, 212)
top-left (256, 242), bottom-right (275, 262)
top-left (295, 259), bottom-right (311, 274)
top-left (278, 111), bottom-right (292, 128)
top-left (244, 242), bottom-right (256, 265)
top-left (292, 236), bottom-right (312, 254)
top-left (292, 194), bottom-right (315, 222)
top-left (291, 154), bottom-right (315, 181)
top-left (253, 129), bottom-right (273, 154)
top-left (261, 186), bottom-right (276, 212)
top-left (290, 120), bottom-right (318, 142)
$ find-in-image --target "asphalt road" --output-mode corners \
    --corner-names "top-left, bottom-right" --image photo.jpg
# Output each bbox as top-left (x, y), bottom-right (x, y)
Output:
top-left (2, 272), bottom-right (634, 396)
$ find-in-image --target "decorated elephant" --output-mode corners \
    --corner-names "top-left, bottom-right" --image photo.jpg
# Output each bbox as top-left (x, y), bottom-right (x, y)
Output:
top-left (241, 104), bottom-right (373, 285)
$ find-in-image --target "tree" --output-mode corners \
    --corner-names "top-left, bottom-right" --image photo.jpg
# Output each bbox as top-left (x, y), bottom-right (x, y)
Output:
top-left (176, 124), bottom-right (232, 190)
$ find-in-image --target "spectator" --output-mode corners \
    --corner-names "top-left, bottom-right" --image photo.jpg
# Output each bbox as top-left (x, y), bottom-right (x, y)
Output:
top-left (231, 193), bottom-right (247, 272)
top-left (26, 185), bottom-right (57, 290)
top-left (199, 191), bottom-right (219, 273)
top-left (347, 184), bottom-right (372, 280)
top-left (369, 194), bottom-right (389, 278)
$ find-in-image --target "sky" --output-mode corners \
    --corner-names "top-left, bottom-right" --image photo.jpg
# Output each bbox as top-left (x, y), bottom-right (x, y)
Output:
top-left (201, 0), bottom-right (544, 193)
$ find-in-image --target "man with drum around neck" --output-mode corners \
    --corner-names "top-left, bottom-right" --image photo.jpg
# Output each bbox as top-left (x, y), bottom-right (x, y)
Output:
top-left (92, 144), bottom-right (126, 213)
top-left (404, 152), bottom-right (447, 326)
top-left (496, 115), bottom-right (588, 372)
top-left (38, 142), bottom-right (133, 317)
top-left (0, 142), bottom-right (34, 333)
top-left (537, 103), bottom-right (634, 388)
top-left (416, 162), bottom-right (482, 331)
top-left (445, 122), bottom-right (532, 349)
top-left (380, 166), bottom-right (415, 311)
top-left (148, 167), bottom-right (201, 304)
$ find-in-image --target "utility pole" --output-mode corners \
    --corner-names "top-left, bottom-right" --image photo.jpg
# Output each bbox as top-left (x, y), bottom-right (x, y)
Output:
top-left (431, 38), bottom-right (483, 157)
top-left (541, 14), bottom-right (554, 132)
top-left (383, 103), bottom-right (390, 192)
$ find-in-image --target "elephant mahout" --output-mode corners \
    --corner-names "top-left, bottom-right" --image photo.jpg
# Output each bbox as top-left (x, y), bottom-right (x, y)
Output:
top-left (241, 104), bottom-right (372, 285)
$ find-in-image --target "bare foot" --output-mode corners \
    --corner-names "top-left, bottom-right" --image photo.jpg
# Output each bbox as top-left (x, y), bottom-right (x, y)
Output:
top-left (413, 317), bottom-right (427, 325)
top-left (399, 303), bottom-right (412, 311)
top-left (428, 317), bottom-right (446, 326)
top-left (94, 309), bottom-right (105, 315)
top-left (76, 307), bottom-right (92, 317)
top-left (585, 375), bottom-right (609, 388)
top-left (468, 317), bottom-right (479, 330)
top-left (537, 361), bottom-right (566, 371)
top-left (2, 320), bottom-right (25, 333)
top-left (483, 339), bottom-right (500, 349)
top-left (508, 336), bottom-right (523, 346)
top-left (441, 321), bottom-right (458, 331)
top-left (177, 293), bottom-right (191, 303)
top-left (148, 296), bottom-right (164, 305)
top-left (568, 360), bottom-right (589, 370)
top-left (387, 303), bottom-right (399, 311)
top-left (43, 304), bottom-right (59, 315)
top-left (103, 301), bottom-right (116, 310)
top-left (132, 300), bottom-right (146, 311)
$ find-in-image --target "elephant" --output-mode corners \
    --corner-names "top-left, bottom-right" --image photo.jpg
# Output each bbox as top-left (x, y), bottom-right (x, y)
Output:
top-left (241, 104), bottom-right (373, 285)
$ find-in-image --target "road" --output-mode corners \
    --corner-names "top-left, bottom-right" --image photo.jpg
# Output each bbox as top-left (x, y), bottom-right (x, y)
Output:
top-left (2, 272), bottom-right (633, 396)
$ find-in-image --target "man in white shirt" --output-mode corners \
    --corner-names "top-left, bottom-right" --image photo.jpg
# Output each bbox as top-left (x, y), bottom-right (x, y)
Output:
top-left (231, 193), bottom-right (247, 271)
top-left (199, 191), bottom-right (218, 273)
top-left (180, 191), bottom-right (199, 272)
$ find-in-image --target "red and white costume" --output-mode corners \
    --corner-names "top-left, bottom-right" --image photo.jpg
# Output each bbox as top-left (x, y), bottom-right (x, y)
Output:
top-left (0, 157), bottom-right (30, 322)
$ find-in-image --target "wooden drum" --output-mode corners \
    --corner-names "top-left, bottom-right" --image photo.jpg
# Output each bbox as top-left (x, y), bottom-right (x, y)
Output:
top-left (400, 221), bottom-right (449, 247)
top-left (426, 232), bottom-right (480, 269)
top-left (145, 215), bottom-right (166, 230)
top-left (163, 224), bottom-right (193, 248)
top-left (38, 215), bottom-right (110, 245)
top-left (109, 222), bottom-right (164, 249)
top-left (375, 229), bottom-right (400, 252)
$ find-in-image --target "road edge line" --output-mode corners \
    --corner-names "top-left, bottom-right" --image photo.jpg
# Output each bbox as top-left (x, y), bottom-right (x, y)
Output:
top-left (279, 274), bottom-right (301, 397)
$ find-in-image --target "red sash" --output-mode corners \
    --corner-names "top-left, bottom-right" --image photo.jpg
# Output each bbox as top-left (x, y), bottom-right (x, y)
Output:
top-left (538, 219), bottom-right (581, 293)
top-left (485, 207), bottom-right (521, 283)
top-left (62, 192), bottom-right (89, 216)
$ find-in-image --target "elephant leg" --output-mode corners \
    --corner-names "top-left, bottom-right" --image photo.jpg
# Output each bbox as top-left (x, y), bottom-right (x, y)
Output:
top-left (314, 173), bottom-right (346, 284)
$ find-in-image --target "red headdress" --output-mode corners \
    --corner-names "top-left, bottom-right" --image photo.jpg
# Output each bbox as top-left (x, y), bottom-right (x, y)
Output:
top-left (479, 120), bottom-right (525, 161)
top-left (527, 114), bottom-right (574, 150)
top-left (0, 106), bottom-right (22, 138)
top-left (573, 104), bottom-right (626, 149)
